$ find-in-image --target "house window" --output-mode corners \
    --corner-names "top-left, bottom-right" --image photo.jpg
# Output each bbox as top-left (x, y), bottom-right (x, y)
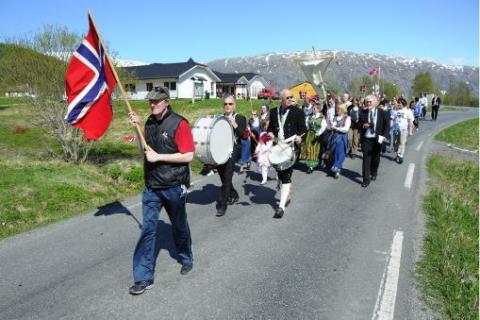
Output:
top-left (146, 82), bottom-right (153, 91)
top-left (164, 82), bottom-right (169, 89)
top-left (170, 82), bottom-right (176, 90)
top-left (125, 83), bottom-right (136, 92)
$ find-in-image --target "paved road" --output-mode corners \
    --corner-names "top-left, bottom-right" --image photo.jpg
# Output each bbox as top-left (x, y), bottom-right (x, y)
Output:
top-left (0, 109), bottom-right (477, 320)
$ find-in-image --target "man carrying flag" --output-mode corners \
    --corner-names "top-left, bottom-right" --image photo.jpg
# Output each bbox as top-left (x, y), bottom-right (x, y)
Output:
top-left (65, 14), bottom-right (117, 140)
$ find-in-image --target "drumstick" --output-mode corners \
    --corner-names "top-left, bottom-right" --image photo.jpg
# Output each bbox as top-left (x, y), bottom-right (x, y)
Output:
top-left (283, 133), bottom-right (306, 144)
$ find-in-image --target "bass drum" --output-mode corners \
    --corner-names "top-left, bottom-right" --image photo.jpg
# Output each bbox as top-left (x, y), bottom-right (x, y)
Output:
top-left (191, 115), bottom-right (234, 165)
top-left (268, 142), bottom-right (297, 171)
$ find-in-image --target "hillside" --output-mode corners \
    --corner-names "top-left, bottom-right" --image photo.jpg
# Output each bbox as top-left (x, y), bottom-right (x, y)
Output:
top-left (208, 50), bottom-right (479, 97)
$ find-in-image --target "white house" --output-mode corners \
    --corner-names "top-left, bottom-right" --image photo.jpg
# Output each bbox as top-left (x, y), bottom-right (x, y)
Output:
top-left (214, 72), bottom-right (269, 99)
top-left (121, 58), bottom-right (221, 99)
top-left (121, 58), bottom-right (269, 100)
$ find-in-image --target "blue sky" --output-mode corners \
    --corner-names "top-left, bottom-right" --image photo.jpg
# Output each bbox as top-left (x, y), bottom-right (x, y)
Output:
top-left (0, 0), bottom-right (478, 66)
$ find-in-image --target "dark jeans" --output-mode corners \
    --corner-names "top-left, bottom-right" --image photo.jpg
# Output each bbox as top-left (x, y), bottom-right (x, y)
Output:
top-left (361, 138), bottom-right (382, 184)
top-left (431, 105), bottom-right (439, 120)
top-left (216, 146), bottom-right (241, 205)
top-left (133, 186), bottom-right (193, 283)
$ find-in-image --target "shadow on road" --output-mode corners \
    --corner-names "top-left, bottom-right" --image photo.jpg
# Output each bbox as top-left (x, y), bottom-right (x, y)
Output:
top-left (340, 168), bottom-right (363, 185)
top-left (187, 183), bottom-right (218, 205)
top-left (93, 201), bottom-right (142, 229)
top-left (242, 183), bottom-right (278, 210)
top-left (153, 220), bottom-right (182, 265)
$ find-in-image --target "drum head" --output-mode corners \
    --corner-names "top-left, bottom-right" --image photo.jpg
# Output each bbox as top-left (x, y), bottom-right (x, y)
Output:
top-left (210, 117), bottom-right (234, 164)
top-left (269, 144), bottom-right (293, 164)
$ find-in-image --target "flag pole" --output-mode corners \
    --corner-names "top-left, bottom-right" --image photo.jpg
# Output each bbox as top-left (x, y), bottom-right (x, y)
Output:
top-left (87, 11), bottom-right (149, 151)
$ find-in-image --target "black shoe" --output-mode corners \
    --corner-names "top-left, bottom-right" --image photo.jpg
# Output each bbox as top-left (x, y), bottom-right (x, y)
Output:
top-left (227, 193), bottom-right (239, 205)
top-left (361, 182), bottom-right (369, 188)
top-left (129, 280), bottom-right (154, 295)
top-left (307, 167), bottom-right (313, 174)
top-left (216, 203), bottom-right (227, 216)
top-left (273, 207), bottom-right (284, 219)
top-left (398, 157), bottom-right (403, 164)
top-left (180, 264), bottom-right (193, 275)
top-left (371, 175), bottom-right (377, 181)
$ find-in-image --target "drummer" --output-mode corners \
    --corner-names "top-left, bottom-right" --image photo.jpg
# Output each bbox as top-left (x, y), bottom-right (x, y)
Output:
top-left (215, 95), bottom-right (247, 217)
top-left (267, 89), bottom-right (307, 218)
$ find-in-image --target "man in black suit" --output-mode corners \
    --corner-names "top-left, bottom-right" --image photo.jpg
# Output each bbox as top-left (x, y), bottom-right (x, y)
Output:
top-left (359, 95), bottom-right (390, 188)
top-left (431, 94), bottom-right (442, 121)
top-left (216, 95), bottom-right (247, 216)
top-left (268, 89), bottom-right (307, 218)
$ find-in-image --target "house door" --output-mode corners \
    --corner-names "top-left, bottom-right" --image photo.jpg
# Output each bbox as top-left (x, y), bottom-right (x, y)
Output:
top-left (194, 82), bottom-right (204, 98)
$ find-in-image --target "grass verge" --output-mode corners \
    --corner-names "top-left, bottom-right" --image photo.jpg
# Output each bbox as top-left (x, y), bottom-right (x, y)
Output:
top-left (0, 97), bottom-right (271, 239)
top-left (434, 118), bottom-right (479, 151)
top-left (417, 154), bottom-right (479, 318)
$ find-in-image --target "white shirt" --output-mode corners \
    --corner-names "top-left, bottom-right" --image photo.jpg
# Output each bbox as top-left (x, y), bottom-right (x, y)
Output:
top-left (420, 96), bottom-right (428, 107)
top-left (364, 108), bottom-right (377, 138)
top-left (332, 115), bottom-right (351, 133)
top-left (393, 107), bottom-right (413, 130)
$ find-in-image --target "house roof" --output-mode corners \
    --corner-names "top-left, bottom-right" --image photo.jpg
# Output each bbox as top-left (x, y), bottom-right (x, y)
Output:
top-left (122, 58), bottom-right (211, 79)
top-left (214, 71), bottom-right (260, 83)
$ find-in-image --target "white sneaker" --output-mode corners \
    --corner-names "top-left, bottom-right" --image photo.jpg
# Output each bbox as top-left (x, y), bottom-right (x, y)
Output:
top-left (260, 180), bottom-right (267, 185)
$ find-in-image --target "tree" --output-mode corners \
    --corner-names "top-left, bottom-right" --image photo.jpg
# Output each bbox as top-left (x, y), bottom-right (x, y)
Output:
top-left (380, 80), bottom-right (401, 99)
top-left (348, 76), bottom-right (374, 97)
top-left (444, 81), bottom-right (479, 107)
top-left (411, 72), bottom-right (438, 96)
top-left (0, 27), bottom-right (98, 163)
top-left (324, 76), bottom-right (342, 96)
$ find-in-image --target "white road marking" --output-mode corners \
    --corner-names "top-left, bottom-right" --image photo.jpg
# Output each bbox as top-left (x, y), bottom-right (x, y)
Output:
top-left (404, 163), bottom-right (415, 189)
top-left (416, 141), bottom-right (424, 151)
top-left (372, 231), bottom-right (404, 320)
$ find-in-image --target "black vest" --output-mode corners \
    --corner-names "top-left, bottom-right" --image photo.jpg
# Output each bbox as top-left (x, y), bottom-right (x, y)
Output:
top-left (144, 109), bottom-right (190, 189)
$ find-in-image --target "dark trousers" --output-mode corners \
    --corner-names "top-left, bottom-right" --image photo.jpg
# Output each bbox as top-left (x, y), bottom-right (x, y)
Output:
top-left (277, 167), bottom-right (293, 184)
top-left (361, 138), bottom-right (382, 183)
top-left (133, 186), bottom-right (192, 282)
top-left (431, 106), bottom-right (439, 120)
top-left (216, 146), bottom-right (240, 205)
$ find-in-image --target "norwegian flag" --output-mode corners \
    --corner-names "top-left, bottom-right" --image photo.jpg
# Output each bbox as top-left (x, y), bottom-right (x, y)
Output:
top-left (368, 67), bottom-right (380, 76)
top-left (65, 15), bottom-right (117, 140)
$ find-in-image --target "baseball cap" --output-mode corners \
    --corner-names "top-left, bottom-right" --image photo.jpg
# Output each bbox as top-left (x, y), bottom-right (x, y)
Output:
top-left (145, 86), bottom-right (169, 100)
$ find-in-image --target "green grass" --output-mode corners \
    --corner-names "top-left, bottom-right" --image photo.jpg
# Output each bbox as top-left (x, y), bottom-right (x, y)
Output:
top-left (440, 106), bottom-right (467, 112)
top-left (417, 154), bottom-right (479, 319)
top-left (0, 158), bottom-right (143, 239)
top-left (435, 118), bottom-right (479, 151)
top-left (0, 96), bottom-right (29, 106)
top-left (0, 97), bottom-right (270, 239)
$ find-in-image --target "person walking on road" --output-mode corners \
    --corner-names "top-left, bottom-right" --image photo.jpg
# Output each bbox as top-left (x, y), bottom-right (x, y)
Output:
top-left (431, 94), bottom-right (442, 121)
top-left (128, 87), bottom-right (195, 295)
top-left (359, 94), bottom-right (390, 188)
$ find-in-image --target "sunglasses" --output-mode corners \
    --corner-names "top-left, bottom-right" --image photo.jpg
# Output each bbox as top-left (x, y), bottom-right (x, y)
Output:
top-left (224, 102), bottom-right (234, 106)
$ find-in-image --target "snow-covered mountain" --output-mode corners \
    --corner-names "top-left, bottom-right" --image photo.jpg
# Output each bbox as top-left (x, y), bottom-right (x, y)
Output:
top-left (208, 50), bottom-right (479, 97)
top-left (114, 58), bottom-right (147, 67)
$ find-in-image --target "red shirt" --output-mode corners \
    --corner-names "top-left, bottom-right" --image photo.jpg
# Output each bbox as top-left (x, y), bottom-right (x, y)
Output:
top-left (175, 120), bottom-right (195, 153)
